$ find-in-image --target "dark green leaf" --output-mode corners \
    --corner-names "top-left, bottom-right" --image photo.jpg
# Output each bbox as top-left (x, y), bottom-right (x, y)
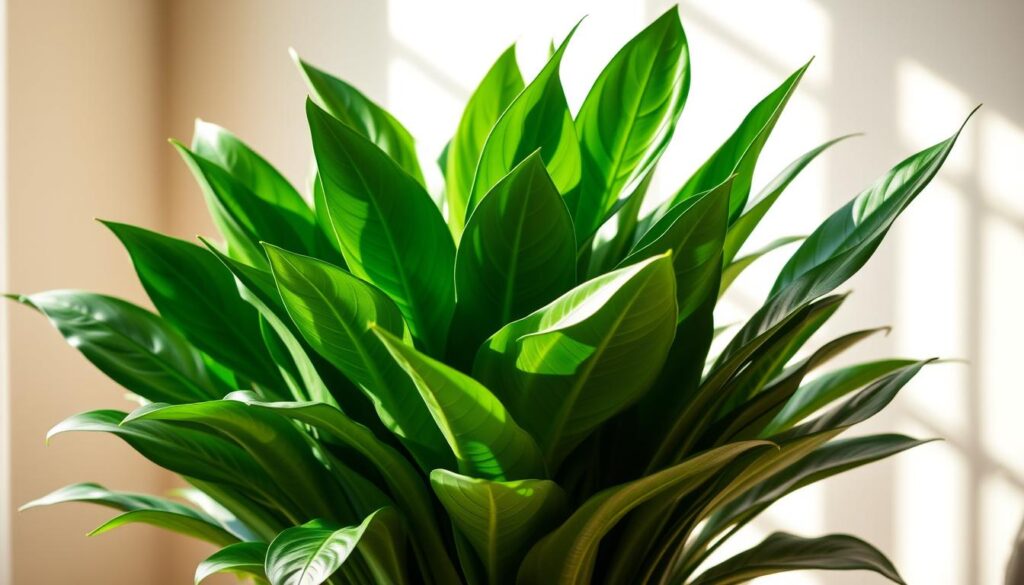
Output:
top-left (308, 99), bottom-right (455, 355)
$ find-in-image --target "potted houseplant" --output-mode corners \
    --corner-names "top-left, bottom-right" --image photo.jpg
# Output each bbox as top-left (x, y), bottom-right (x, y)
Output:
top-left (10, 6), bottom-right (972, 584)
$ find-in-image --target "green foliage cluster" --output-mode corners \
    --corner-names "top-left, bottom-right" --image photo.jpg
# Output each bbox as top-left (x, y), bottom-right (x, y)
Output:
top-left (11, 7), bottom-right (971, 584)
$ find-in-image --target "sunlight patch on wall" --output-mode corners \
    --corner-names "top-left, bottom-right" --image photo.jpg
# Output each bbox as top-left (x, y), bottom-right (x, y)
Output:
top-left (897, 59), bottom-right (974, 177)
top-left (895, 177), bottom-right (968, 439)
top-left (980, 110), bottom-right (1024, 219)
top-left (895, 420), bottom-right (969, 585)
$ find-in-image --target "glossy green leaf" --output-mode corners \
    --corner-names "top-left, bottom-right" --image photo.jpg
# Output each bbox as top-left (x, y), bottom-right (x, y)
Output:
top-left (308, 99), bottom-right (455, 355)
top-left (466, 25), bottom-right (581, 218)
top-left (174, 142), bottom-right (313, 267)
top-left (196, 542), bottom-right (269, 585)
top-left (123, 394), bottom-right (352, 523)
top-left (659, 61), bottom-right (810, 222)
top-left (720, 235), bottom-right (804, 297)
top-left (8, 291), bottom-right (222, 403)
top-left (571, 6), bottom-right (689, 239)
top-left (475, 253), bottom-right (677, 469)
top-left (723, 135), bottom-right (854, 265)
top-left (450, 152), bottom-right (576, 362)
top-left (446, 45), bottom-right (525, 234)
top-left (621, 175), bottom-right (730, 323)
top-left (21, 482), bottom-right (212, 521)
top-left (517, 441), bottom-right (769, 585)
top-left (374, 327), bottom-right (545, 481)
top-left (293, 50), bottom-right (424, 184)
top-left (103, 221), bottom-right (281, 389)
top-left (431, 469), bottom-right (566, 585)
top-left (264, 244), bottom-right (451, 471)
top-left (265, 508), bottom-right (407, 585)
top-left (762, 359), bottom-right (918, 435)
top-left (690, 532), bottom-right (905, 585)
top-left (88, 509), bottom-right (238, 547)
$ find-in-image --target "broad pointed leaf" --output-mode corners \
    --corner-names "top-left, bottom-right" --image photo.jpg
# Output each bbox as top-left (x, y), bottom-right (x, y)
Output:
top-left (572, 6), bottom-right (690, 239)
top-left (293, 50), bottom-right (424, 184)
top-left (475, 253), bottom-right (677, 469)
top-left (307, 100), bottom-right (455, 355)
top-left (466, 25), bottom-right (581, 217)
top-left (450, 152), bottom-right (576, 362)
top-left (445, 45), bottom-right (525, 234)
top-left (431, 469), bottom-right (566, 585)
top-left (264, 244), bottom-right (451, 471)
top-left (374, 327), bottom-right (545, 481)
top-left (196, 542), bottom-right (269, 585)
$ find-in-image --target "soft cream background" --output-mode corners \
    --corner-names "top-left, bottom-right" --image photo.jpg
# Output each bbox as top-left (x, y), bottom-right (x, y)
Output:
top-left (2, 1), bottom-right (1022, 583)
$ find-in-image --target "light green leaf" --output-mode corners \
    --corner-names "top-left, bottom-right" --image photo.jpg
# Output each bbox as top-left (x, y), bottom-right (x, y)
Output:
top-left (431, 470), bottom-right (566, 585)
top-left (450, 152), bottom-right (576, 363)
top-left (293, 50), bottom-right (424, 184)
top-left (689, 532), bottom-right (905, 585)
top-left (264, 244), bottom-right (451, 471)
top-left (659, 61), bottom-right (810, 223)
top-left (196, 542), bottom-right (269, 585)
top-left (445, 45), bottom-right (525, 234)
top-left (8, 291), bottom-right (222, 403)
top-left (466, 25), bottom-right (581, 218)
top-left (265, 508), bottom-right (407, 585)
top-left (571, 6), bottom-right (690, 239)
top-left (308, 99), bottom-right (455, 355)
top-left (21, 482), bottom-right (212, 520)
top-left (475, 253), bottom-right (677, 469)
top-left (89, 509), bottom-right (239, 547)
top-left (374, 327), bottom-right (545, 481)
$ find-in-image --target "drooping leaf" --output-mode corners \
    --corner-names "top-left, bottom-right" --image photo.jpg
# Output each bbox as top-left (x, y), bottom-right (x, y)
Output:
top-left (517, 441), bottom-right (770, 585)
top-left (571, 6), bottom-right (690, 239)
top-left (450, 152), bottom-right (576, 363)
top-left (445, 45), bottom-right (525, 234)
top-left (293, 50), bottom-right (424, 184)
top-left (689, 532), bottom-right (905, 585)
top-left (723, 135), bottom-right (855, 265)
top-left (762, 358), bottom-right (918, 436)
top-left (265, 508), bottom-right (408, 585)
top-left (8, 291), bottom-right (223, 403)
top-left (123, 394), bottom-right (353, 523)
top-left (466, 25), bottom-right (581, 218)
top-left (103, 221), bottom-right (281, 390)
top-left (196, 542), bottom-right (269, 585)
top-left (657, 61), bottom-right (811, 223)
top-left (88, 509), bottom-right (238, 547)
top-left (307, 99), bottom-right (455, 355)
top-left (374, 327), bottom-right (545, 481)
top-left (264, 244), bottom-right (452, 471)
top-left (247, 400), bottom-right (461, 584)
top-left (475, 253), bottom-right (677, 469)
top-left (21, 482), bottom-right (212, 520)
top-left (431, 469), bottom-right (566, 585)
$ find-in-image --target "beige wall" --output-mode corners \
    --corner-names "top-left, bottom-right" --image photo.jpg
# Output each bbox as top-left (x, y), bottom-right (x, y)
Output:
top-left (3, 1), bottom-right (1023, 584)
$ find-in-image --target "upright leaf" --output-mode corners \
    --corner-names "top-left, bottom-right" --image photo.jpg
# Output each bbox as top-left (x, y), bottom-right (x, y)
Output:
top-left (308, 100), bottom-right (455, 355)
top-left (103, 221), bottom-right (281, 389)
top-left (466, 25), bottom-right (581, 218)
top-left (475, 253), bottom-right (677, 469)
top-left (293, 50), bottom-right (424, 184)
top-left (264, 244), bottom-right (452, 471)
top-left (571, 6), bottom-right (690, 239)
top-left (658, 61), bottom-right (810, 222)
top-left (450, 152), bottom-right (576, 363)
top-left (446, 45), bottom-right (525, 234)
top-left (431, 470), bottom-right (566, 585)
top-left (374, 327), bottom-right (546, 481)
top-left (8, 291), bottom-right (222, 403)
